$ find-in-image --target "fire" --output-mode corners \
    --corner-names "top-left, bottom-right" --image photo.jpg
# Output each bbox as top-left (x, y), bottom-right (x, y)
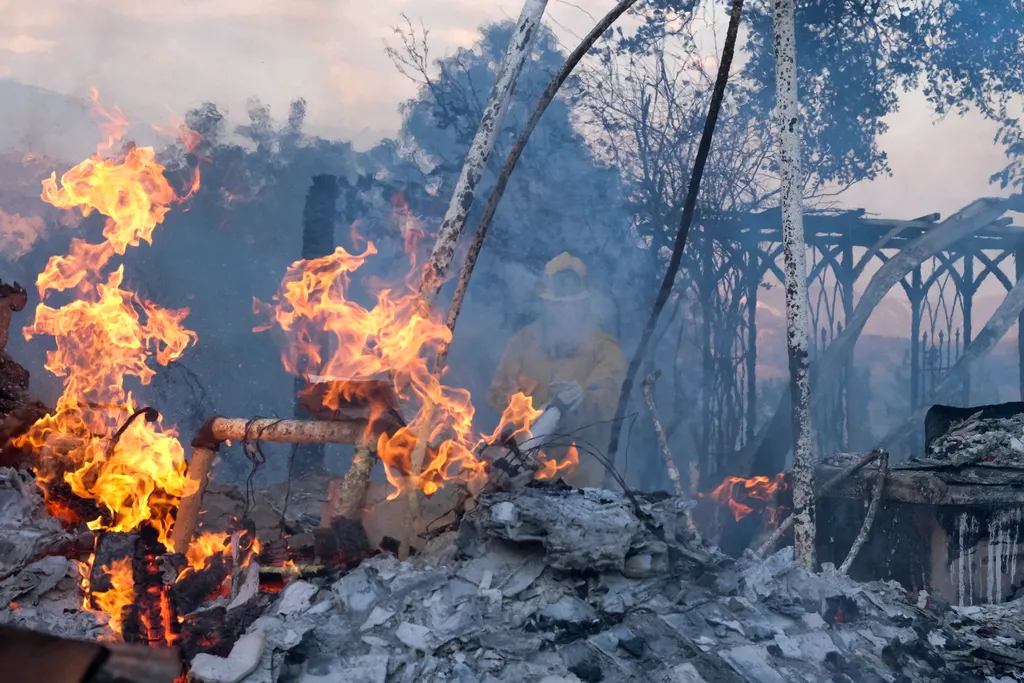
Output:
top-left (185, 531), bottom-right (231, 571)
top-left (12, 91), bottom-right (204, 634)
top-left (254, 200), bottom-right (541, 500)
top-left (536, 443), bottom-right (579, 480)
top-left (92, 559), bottom-right (134, 638)
top-left (707, 474), bottom-right (786, 522)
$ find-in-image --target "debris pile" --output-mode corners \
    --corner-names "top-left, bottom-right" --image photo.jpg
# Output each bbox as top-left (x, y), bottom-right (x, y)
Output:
top-left (191, 486), bottom-right (1024, 682)
top-left (920, 409), bottom-right (1024, 472)
top-left (0, 468), bottom-right (102, 639)
top-left (5, 473), bottom-right (1024, 681)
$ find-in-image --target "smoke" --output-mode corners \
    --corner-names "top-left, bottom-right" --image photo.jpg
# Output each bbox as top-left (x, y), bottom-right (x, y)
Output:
top-left (0, 209), bottom-right (46, 260)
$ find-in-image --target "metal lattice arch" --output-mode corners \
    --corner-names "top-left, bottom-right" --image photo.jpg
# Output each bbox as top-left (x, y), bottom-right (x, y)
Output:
top-left (685, 195), bottom-right (1024, 480)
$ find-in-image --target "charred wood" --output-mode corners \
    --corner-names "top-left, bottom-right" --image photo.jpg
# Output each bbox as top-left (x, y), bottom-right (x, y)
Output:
top-left (171, 554), bottom-right (228, 616)
top-left (0, 624), bottom-right (183, 683)
top-left (88, 532), bottom-right (140, 611)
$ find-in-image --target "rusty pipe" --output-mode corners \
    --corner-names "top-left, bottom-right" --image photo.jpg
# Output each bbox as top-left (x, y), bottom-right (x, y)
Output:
top-left (170, 416), bottom-right (369, 554)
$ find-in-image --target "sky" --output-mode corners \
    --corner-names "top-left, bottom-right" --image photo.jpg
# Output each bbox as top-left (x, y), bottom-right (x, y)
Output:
top-left (0, 0), bottom-right (1019, 323)
top-left (0, 0), bottom-right (1014, 217)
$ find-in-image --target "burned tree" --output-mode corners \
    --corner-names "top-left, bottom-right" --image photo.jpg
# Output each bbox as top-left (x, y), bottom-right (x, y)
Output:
top-left (291, 174), bottom-right (340, 478)
top-left (772, 0), bottom-right (816, 570)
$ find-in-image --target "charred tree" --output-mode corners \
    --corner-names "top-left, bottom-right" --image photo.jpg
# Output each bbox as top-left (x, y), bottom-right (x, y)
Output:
top-left (292, 174), bottom-right (340, 478)
top-left (417, 0), bottom-right (549, 304)
top-left (604, 0), bottom-right (746, 486)
top-left (772, 0), bottom-right (816, 570)
top-left (402, 0), bottom-right (549, 559)
top-left (436, 0), bottom-right (642, 369)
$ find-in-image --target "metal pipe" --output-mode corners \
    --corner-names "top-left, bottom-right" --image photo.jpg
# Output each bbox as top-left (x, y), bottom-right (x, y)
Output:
top-left (170, 416), bottom-right (368, 554)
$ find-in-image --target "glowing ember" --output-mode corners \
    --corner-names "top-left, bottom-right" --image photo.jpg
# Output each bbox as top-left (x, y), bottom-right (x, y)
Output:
top-left (707, 474), bottom-right (787, 522)
top-left (92, 559), bottom-right (134, 639)
top-left (254, 203), bottom-right (547, 500)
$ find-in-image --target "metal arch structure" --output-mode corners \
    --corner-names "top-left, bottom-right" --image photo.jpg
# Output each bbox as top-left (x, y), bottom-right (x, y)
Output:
top-left (685, 202), bottom-right (1024, 479)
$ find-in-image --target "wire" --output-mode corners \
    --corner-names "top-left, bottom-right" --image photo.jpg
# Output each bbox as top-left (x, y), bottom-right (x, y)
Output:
top-left (106, 406), bottom-right (160, 458)
top-left (238, 416), bottom-right (284, 520)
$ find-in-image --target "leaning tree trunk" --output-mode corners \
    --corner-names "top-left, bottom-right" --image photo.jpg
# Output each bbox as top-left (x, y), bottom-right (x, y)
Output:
top-left (418, 0), bottom-right (550, 305)
top-left (772, 0), bottom-right (816, 570)
top-left (401, 0), bottom-right (549, 559)
top-left (878, 270), bottom-right (1024, 449)
top-left (603, 0), bottom-right (746, 487)
top-left (292, 174), bottom-right (340, 478)
top-left (746, 193), bottom-right (1024, 479)
top-left (435, 0), bottom-right (642, 370)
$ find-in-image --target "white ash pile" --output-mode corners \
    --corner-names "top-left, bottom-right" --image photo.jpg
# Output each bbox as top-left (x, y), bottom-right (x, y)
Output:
top-left (0, 467), bottom-right (102, 639)
top-left (186, 484), bottom-right (1024, 683)
top-left (921, 409), bottom-right (1024, 469)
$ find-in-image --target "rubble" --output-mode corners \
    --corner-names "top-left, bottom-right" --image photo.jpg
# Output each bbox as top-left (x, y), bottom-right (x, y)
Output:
top-left (0, 468), bottom-right (102, 638)
top-left (817, 418), bottom-right (1024, 606)
top-left (184, 483), bottom-right (1024, 682)
top-left (4, 461), bottom-right (1024, 681)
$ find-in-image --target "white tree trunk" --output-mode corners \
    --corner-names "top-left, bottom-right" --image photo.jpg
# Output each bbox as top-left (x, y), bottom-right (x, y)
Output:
top-left (400, 0), bottom-right (548, 559)
top-left (419, 0), bottom-right (550, 304)
top-left (772, 0), bottom-right (816, 570)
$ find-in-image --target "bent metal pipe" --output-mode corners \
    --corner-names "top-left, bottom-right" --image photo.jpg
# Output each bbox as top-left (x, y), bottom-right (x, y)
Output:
top-left (170, 416), bottom-right (368, 555)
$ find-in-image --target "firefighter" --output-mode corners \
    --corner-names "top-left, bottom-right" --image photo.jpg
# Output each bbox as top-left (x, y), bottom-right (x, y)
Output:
top-left (487, 252), bottom-right (626, 488)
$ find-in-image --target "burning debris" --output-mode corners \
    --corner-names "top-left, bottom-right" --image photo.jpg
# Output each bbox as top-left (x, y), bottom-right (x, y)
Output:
top-left (2, 70), bottom-right (1024, 683)
top-left (9, 476), bottom-right (1024, 682)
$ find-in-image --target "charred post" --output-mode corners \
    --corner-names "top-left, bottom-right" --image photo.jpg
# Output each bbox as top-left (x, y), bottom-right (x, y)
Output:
top-left (772, 0), bottom-right (816, 570)
top-left (292, 174), bottom-right (340, 478)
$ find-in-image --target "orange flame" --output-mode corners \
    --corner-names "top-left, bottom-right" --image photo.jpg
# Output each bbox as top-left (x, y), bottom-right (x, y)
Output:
top-left (13, 91), bottom-right (203, 633)
top-left (707, 474), bottom-right (786, 522)
top-left (536, 443), bottom-right (579, 480)
top-left (254, 203), bottom-right (541, 501)
top-left (185, 531), bottom-right (232, 571)
top-left (92, 559), bottom-right (134, 639)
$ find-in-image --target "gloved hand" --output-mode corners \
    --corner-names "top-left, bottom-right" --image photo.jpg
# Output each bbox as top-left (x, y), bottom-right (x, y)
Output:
top-left (549, 380), bottom-right (584, 414)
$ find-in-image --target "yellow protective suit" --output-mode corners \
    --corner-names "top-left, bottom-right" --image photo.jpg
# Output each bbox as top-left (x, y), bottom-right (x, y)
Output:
top-left (487, 322), bottom-right (626, 488)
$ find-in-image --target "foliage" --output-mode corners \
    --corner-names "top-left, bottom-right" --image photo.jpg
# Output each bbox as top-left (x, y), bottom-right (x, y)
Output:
top-left (387, 17), bottom-right (640, 310)
top-left (613, 0), bottom-right (1024, 191)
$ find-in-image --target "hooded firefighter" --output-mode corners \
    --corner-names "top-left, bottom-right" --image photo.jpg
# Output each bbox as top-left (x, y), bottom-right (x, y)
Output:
top-left (487, 253), bottom-right (626, 488)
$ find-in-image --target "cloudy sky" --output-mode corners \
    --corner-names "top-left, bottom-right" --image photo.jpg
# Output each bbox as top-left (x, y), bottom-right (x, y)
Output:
top-left (0, 0), bottom-right (1015, 220)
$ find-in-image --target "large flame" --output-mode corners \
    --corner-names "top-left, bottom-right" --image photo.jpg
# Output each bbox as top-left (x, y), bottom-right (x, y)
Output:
top-left (16, 129), bottom-right (198, 548)
top-left (255, 197), bottom-right (552, 498)
top-left (13, 92), bottom-right (205, 634)
top-left (92, 559), bottom-right (134, 639)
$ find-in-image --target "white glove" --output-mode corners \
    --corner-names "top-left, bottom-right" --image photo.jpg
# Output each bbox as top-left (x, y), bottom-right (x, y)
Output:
top-left (550, 381), bottom-right (584, 414)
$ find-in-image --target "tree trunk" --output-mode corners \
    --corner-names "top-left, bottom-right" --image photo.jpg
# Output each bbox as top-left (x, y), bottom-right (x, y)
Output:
top-left (417, 0), bottom-right (549, 305)
top-left (772, 0), bottom-right (816, 570)
top-left (435, 0), bottom-right (642, 370)
top-left (293, 174), bottom-right (340, 477)
top-left (878, 269), bottom-right (1024, 449)
top-left (603, 0), bottom-right (746, 486)
top-left (746, 193), bottom-right (1024, 478)
top-left (402, 0), bottom-right (549, 559)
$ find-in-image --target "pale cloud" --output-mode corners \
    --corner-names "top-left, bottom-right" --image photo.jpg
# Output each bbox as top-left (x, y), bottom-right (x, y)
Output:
top-left (0, 0), bottom-right (1013, 223)
top-left (4, 35), bottom-right (54, 54)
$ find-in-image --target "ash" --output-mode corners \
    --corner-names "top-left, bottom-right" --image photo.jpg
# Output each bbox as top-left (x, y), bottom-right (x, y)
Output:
top-left (917, 412), bottom-right (1024, 469)
top-left (4, 475), bottom-right (1024, 682)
